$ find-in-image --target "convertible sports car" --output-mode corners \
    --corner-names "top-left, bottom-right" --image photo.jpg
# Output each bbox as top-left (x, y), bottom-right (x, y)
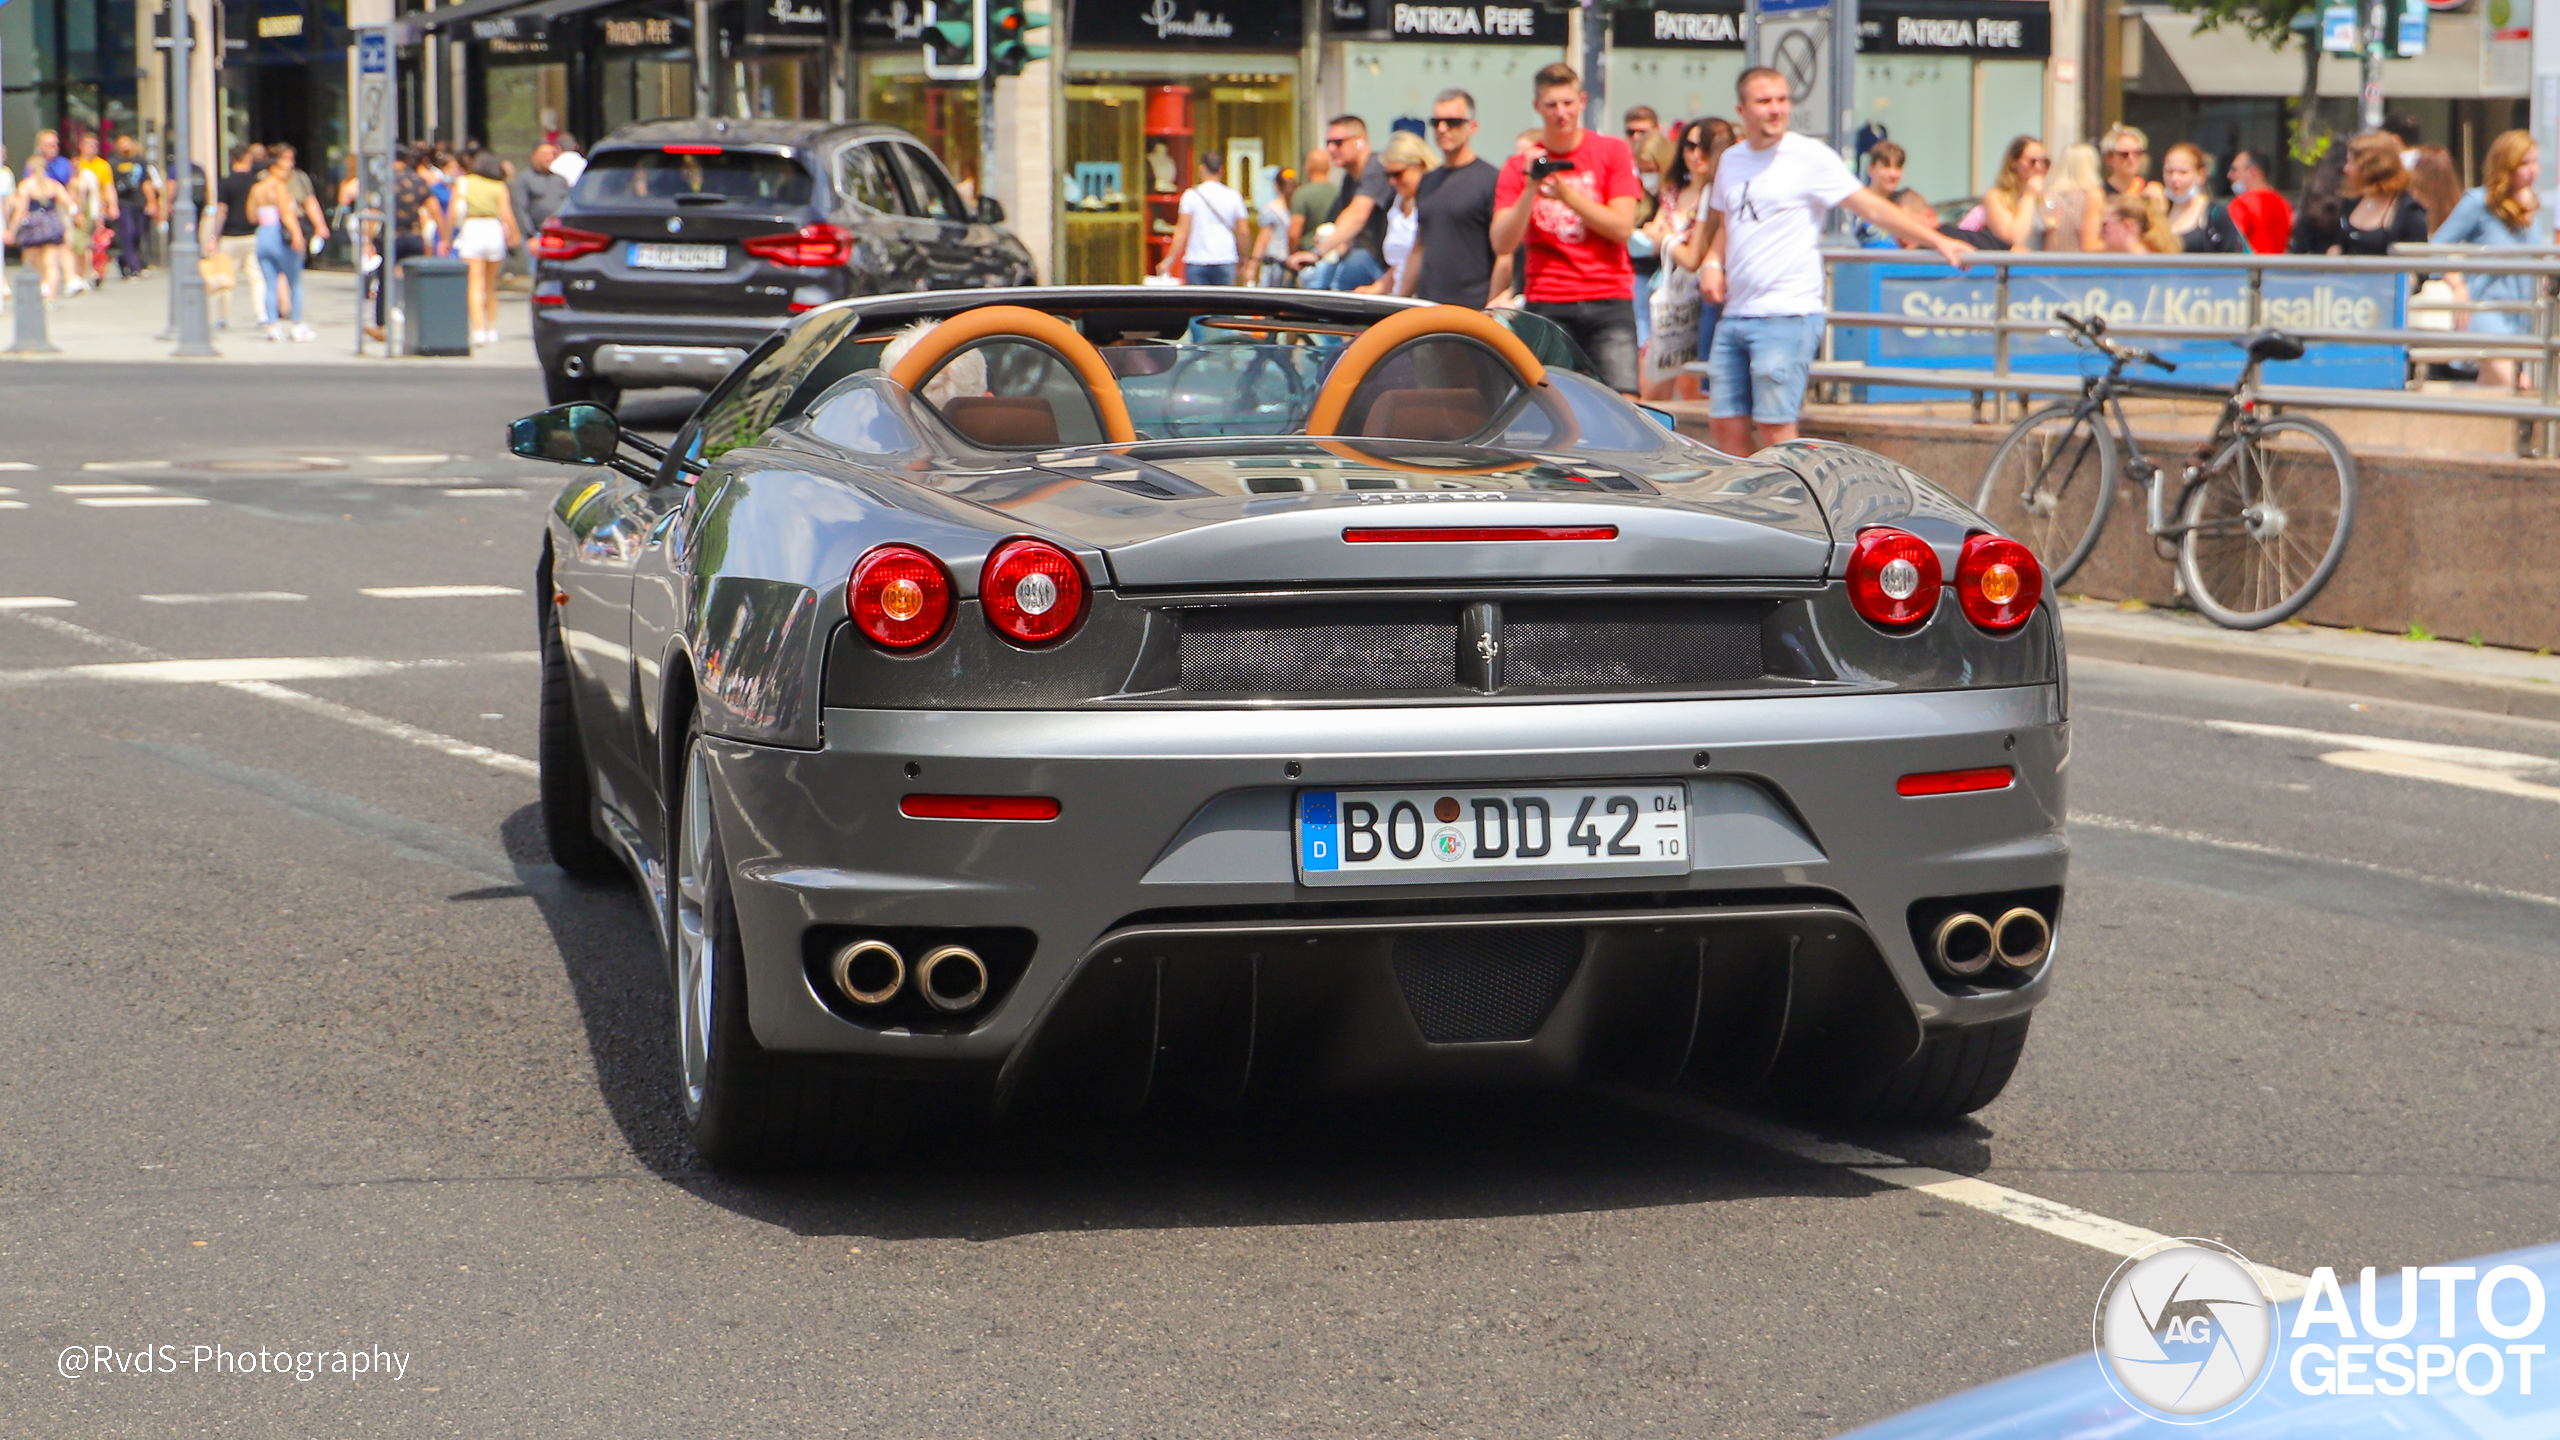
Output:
top-left (513, 287), bottom-right (2067, 1169)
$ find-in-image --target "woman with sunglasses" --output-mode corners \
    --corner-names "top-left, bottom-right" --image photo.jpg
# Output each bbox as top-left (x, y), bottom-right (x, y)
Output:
top-left (2100, 124), bottom-right (2163, 205)
top-left (1976, 136), bottom-right (2048, 248)
top-left (1641, 120), bottom-right (1722, 399)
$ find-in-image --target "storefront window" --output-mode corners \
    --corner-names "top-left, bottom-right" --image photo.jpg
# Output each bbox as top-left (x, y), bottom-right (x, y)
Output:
top-left (862, 57), bottom-right (982, 200)
top-left (1062, 74), bottom-right (1294, 285)
top-left (486, 58), bottom-right (569, 161)
top-left (736, 55), bottom-right (825, 119)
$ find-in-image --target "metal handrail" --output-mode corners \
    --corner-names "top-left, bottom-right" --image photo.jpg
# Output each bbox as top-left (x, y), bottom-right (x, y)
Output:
top-left (1818, 246), bottom-right (2560, 454)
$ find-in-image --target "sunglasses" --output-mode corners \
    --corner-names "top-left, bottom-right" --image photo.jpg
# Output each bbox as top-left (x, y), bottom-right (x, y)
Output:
top-left (2023, 156), bottom-right (2050, 168)
top-left (1429, 116), bottom-right (1471, 129)
top-left (2110, 148), bottom-right (2146, 159)
top-left (1323, 136), bottom-right (1356, 148)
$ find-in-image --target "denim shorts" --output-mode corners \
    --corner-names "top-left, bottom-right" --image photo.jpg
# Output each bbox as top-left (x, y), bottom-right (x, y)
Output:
top-left (1706, 312), bottom-right (1825, 423)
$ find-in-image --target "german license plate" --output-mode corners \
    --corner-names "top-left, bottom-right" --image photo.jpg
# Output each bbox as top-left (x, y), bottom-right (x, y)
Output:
top-left (627, 242), bottom-right (727, 271)
top-left (1296, 783), bottom-right (1690, 887)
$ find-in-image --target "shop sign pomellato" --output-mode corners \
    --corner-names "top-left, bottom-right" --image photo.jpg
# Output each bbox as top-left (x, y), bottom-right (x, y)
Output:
top-left (1071, 0), bottom-right (1301, 48)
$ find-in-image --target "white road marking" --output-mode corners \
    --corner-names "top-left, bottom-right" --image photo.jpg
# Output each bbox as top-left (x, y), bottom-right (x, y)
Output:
top-left (53, 483), bottom-right (163, 495)
top-left (360, 584), bottom-right (523, 599)
top-left (2209, 719), bottom-right (2560, 774)
top-left (442, 488), bottom-right (526, 498)
top-left (0, 462), bottom-right (35, 471)
top-left (2074, 811), bottom-right (2560, 908)
top-left (80, 460), bottom-right (173, 472)
top-left (76, 496), bottom-right (211, 509)
top-left (290, 456), bottom-right (349, 468)
top-left (0, 486), bottom-right (16, 494)
top-left (1610, 1090), bottom-right (2313, 1303)
top-left (140, 591), bottom-right (308, 605)
top-left (365, 454), bottom-right (454, 463)
top-left (0, 657), bottom-right (439, 685)
top-left (0, 596), bottom-right (77, 609)
top-left (0, 501), bottom-right (24, 511)
top-left (0, 609), bottom-right (537, 779)
top-left (2318, 748), bottom-right (2560, 804)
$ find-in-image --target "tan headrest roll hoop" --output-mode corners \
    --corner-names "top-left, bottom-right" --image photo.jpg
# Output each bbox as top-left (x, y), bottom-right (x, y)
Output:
top-left (1304, 304), bottom-right (1550, 439)
top-left (884, 304), bottom-right (1138, 445)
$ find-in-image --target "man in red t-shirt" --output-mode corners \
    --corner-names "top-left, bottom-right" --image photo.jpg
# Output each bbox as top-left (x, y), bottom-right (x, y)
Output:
top-left (1490, 63), bottom-right (1643, 392)
top-left (2224, 149), bottom-right (2294, 255)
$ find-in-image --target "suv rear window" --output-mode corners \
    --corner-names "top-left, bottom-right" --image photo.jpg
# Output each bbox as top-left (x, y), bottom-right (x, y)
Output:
top-left (574, 149), bottom-right (814, 206)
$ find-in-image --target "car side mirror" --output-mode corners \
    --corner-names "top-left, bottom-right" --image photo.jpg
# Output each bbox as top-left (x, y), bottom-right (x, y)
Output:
top-left (510, 403), bottom-right (621, 466)
top-left (1636, 404), bottom-right (1681, 432)
top-left (974, 194), bottom-right (1005, 225)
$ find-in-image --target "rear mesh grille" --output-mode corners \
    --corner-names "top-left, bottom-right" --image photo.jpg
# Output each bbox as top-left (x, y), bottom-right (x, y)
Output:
top-left (1167, 599), bottom-right (1767, 699)
top-left (1178, 610), bottom-right (1457, 693)
top-left (1502, 602), bottom-right (1764, 689)
top-left (1391, 928), bottom-right (1583, 1043)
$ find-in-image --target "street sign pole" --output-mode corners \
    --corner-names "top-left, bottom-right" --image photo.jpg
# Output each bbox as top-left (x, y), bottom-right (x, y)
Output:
top-left (2360, 0), bottom-right (2388, 129)
top-left (169, 0), bottom-right (218, 356)
top-left (1580, 0), bottom-right (1607, 114)
top-left (354, 27), bottom-right (397, 356)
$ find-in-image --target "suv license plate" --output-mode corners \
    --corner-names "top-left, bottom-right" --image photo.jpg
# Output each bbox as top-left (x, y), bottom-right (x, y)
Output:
top-left (628, 243), bottom-right (727, 271)
top-left (1296, 783), bottom-right (1690, 888)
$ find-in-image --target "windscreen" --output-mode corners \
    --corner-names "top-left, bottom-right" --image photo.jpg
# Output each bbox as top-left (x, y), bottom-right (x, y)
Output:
top-left (573, 149), bottom-right (814, 206)
top-left (1103, 343), bottom-right (1330, 440)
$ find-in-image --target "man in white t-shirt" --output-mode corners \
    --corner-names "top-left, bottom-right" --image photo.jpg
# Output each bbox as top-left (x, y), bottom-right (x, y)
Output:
top-left (1700, 67), bottom-right (1972, 455)
top-left (1158, 151), bottom-right (1252, 286)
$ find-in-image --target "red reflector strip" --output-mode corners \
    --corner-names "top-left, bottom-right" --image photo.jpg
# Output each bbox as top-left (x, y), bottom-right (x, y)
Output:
top-left (899, 794), bottom-right (1061, 821)
top-left (1341, 526), bottom-right (1619, 544)
top-left (1896, 766), bottom-right (2016, 797)
top-left (662, 144), bottom-right (723, 155)
top-left (534, 293), bottom-right (567, 306)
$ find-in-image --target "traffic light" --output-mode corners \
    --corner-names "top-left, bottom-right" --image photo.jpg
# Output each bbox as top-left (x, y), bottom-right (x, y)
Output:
top-left (921, 0), bottom-right (985, 81)
top-left (988, 0), bottom-right (1049, 78)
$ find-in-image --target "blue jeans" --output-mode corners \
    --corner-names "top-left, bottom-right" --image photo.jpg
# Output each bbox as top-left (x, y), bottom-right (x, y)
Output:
top-left (255, 223), bottom-right (304, 324)
top-left (1706, 312), bottom-right (1824, 423)
top-left (1183, 262), bottom-right (1237, 286)
top-left (1305, 249), bottom-right (1386, 292)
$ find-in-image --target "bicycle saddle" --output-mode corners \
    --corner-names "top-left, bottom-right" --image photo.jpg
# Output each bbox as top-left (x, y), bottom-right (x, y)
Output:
top-left (2240, 329), bottom-right (2306, 365)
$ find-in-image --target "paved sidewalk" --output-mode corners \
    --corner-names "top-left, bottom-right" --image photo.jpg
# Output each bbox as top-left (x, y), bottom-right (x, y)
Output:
top-left (0, 264), bottom-right (536, 368)
top-left (2063, 597), bottom-right (2560, 722)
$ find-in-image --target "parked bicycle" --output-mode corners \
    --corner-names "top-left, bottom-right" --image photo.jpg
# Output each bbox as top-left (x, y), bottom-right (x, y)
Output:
top-left (1973, 310), bottom-right (2358, 630)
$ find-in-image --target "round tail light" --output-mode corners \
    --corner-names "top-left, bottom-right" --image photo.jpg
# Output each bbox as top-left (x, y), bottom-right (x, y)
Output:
top-left (1956, 533), bottom-right (2044, 632)
top-left (981, 539), bottom-right (1086, 646)
top-left (1846, 527), bottom-right (1943, 629)
top-left (848, 545), bottom-right (951, 651)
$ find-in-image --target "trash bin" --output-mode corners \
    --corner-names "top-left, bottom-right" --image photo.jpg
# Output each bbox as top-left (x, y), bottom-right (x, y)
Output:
top-left (401, 256), bottom-right (470, 357)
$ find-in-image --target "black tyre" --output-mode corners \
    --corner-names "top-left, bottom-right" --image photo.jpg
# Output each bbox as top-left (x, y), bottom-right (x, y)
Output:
top-left (536, 564), bottom-right (622, 881)
top-left (1973, 404), bottom-right (2119, 588)
top-left (544, 370), bottom-right (621, 411)
top-left (669, 715), bottom-right (880, 1171)
top-left (1826, 1015), bottom-right (2031, 1126)
top-left (2177, 415), bottom-right (2357, 630)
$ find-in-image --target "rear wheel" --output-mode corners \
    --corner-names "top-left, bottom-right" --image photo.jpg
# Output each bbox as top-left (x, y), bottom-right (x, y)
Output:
top-left (544, 369), bottom-right (620, 411)
top-left (668, 718), bottom-right (886, 1171)
top-left (2176, 415), bottom-right (2357, 630)
top-left (1825, 1015), bottom-right (2031, 1126)
top-left (1974, 404), bottom-right (2119, 588)
top-left (536, 567), bottom-right (621, 881)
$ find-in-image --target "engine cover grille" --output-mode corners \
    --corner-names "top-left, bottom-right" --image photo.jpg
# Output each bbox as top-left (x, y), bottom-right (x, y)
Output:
top-left (1177, 607), bottom-right (1458, 694)
top-left (1501, 601), bottom-right (1764, 689)
top-left (1390, 928), bottom-right (1584, 1043)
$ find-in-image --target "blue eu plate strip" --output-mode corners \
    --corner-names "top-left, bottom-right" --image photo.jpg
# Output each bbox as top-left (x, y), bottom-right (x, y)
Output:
top-left (1299, 791), bottom-right (1338, 872)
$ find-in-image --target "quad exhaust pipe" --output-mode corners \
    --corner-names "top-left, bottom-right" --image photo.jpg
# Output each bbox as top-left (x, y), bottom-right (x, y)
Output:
top-left (826, 939), bottom-right (991, 1012)
top-left (1931, 907), bottom-right (2052, 978)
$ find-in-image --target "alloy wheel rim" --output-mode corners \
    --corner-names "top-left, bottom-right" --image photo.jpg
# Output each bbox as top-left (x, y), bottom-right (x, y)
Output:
top-left (674, 738), bottom-right (714, 1117)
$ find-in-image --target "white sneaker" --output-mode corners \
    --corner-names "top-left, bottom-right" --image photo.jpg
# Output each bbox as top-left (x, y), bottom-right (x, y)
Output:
top-left (291, 324), bottom-right (318, 342)
top-left (264, 323), bottom-right (286, 342)
top-left (63, 279), bottom-right (89, 296)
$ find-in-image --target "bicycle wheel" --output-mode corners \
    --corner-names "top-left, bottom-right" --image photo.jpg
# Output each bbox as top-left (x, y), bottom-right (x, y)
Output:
top-left (2176, 415), bottom-right (2358, 629)
top-left (1972, 402), bottom-right (2120, 588)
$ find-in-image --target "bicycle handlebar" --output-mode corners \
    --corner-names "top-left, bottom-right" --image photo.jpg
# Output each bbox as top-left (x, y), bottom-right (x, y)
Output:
top-left (2052, 309), bottom-right (2176, 373)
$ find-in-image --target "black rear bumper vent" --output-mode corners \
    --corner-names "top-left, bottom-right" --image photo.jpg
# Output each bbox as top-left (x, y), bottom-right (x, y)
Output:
top-left (1390, 928), bottom-right (1584, 1043)
top-left (1501, 601), bottom-right (1763, 689)
top-left (1178, 606), bottom-right (1458, 694)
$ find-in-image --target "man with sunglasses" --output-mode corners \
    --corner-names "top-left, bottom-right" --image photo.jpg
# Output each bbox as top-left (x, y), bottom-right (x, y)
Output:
top-left (1286, 116), bottom-right (1394, 290)
top-left (1402, 89), bottom-right (1506, 307)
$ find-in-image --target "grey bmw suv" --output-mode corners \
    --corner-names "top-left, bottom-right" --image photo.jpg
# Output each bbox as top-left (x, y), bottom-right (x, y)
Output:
top-left (532, 118), bottom-right (1036, 408)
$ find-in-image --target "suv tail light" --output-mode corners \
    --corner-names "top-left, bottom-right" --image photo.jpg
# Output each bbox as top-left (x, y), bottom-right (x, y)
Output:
top-left (1845, 527), bottom-right (1943, 629)
top-left (848, 545), bottom-right (952, 651)
top-left (1956, 533), bottom-right (2043, 632)
top-left (741, 223), bottom-right (854, 268)
top-left (533, 219), bottom-right (610, 261)
top-left (981, 539), bottom-right (1086, 646)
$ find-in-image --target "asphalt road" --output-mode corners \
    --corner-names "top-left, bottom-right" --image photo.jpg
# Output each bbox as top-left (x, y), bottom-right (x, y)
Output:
top-left (4, 364), bottom-right (2555, 1438)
